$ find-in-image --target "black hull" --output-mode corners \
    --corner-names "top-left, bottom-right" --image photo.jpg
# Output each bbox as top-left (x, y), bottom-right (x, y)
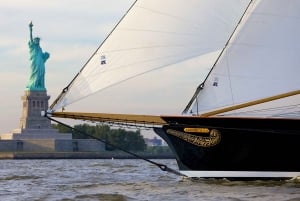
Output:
top-left (154, 116), bottom-right (300, 178)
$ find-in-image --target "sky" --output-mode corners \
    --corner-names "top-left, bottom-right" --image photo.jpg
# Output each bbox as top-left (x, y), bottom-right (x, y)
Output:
top-left (0, 0), bottom-right (207, 137)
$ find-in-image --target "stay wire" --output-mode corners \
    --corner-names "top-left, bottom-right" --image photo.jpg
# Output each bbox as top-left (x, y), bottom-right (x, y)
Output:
top-left (46, 116), bottom-right (184, 177)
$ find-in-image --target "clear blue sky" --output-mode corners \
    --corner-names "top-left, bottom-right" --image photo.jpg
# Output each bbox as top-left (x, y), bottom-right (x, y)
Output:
top-left (0, 0), bottom-right (205, 135)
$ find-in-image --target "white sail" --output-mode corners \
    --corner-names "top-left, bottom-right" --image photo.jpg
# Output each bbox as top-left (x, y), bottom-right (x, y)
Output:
top-left (51, 0), bottom-right (251, 111)
top-left (188, 0), bottom-right (300, 117)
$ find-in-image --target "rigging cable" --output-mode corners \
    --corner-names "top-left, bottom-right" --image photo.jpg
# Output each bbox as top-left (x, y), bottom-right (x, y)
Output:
top-left (46, 115), bottom-right (185, 177)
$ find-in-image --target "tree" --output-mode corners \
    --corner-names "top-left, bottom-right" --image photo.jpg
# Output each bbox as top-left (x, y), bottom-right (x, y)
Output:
top-left (73, 124), bottom-right (93, 139)
top-left (107, 128), bottom-right (146, 151)
top-left (52, 123), bottom-right (72, 133)
top-left (52, 123), bottom-right (146, 152)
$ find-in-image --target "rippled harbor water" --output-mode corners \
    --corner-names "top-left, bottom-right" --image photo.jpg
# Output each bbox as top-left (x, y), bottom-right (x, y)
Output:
top-left (0, 159), bottom-right (299, 201)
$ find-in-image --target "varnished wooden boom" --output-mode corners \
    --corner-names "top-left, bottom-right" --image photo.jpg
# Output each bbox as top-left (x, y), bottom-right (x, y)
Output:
top-left (201, 89), bottom-right (300, 117)
top-left (50, 111), bottom-right (167, 125)
top-left (50, 90), bottom-right (300, 125)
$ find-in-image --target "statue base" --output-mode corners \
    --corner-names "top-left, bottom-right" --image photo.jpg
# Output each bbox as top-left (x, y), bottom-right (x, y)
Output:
top-left (0, 90), bottom-right (72, 140)
top-left (0, 128), bottom-right (72, 140)
top-left (0, 90), bottom-right (105, 153)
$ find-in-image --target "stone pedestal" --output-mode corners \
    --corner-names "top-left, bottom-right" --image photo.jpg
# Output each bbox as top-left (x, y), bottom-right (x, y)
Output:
top-left (1, 90), bottom-right (72, 140)
top-left (20, 90), bottom-right (52, 129)
top-left (0, 90), bottom-right (107, 154)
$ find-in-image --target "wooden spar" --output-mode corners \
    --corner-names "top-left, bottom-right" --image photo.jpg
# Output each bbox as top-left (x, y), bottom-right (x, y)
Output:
top-left (49, 90), bottom-right (300, 124)
top-left (50, 111), bottom-right (167, 125)
top-left (201, 89), bottom-right (300, 117)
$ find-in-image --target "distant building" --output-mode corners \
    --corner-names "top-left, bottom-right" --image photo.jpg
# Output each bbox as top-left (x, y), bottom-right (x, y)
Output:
top-left (144, 137), bottom-right (162, 146)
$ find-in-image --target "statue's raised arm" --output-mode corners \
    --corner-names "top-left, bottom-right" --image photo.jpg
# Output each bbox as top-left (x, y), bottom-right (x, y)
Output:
top-left (29, 21), bottom-right (33, 43)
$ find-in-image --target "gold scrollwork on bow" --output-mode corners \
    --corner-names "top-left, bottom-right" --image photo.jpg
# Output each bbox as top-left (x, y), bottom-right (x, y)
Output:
top-left (166, 128), bottom-right (221, 147)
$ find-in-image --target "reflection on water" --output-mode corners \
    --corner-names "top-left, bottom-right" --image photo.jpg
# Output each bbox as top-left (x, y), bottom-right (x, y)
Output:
top-left (0, 159), bottom-right (299, 201)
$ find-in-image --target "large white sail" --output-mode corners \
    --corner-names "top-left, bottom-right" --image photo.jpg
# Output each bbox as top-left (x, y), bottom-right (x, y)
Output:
top-left (188, 0), bottom-right (300, 117)
top-left (51, 0), bottom-right (251, 111)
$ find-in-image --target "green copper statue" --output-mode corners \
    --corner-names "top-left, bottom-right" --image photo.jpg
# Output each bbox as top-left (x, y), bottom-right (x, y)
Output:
top-left (26, 21), bottom-right (50, 91)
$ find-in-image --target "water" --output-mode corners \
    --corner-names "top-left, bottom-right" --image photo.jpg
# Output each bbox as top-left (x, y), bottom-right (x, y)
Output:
top-left (0, 159), bottom-right (299, 201)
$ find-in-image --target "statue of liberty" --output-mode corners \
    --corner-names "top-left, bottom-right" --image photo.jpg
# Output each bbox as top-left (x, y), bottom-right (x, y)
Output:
top-left (26, 21), bottom-right (50, 91)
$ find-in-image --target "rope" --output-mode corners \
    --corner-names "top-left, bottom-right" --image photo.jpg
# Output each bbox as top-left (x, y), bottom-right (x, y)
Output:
top-left (46, 116), bottom-right (184, 177)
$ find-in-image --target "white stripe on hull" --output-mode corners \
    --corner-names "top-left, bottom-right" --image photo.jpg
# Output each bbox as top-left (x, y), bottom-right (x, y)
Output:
top-left (181, 171), bottom-right (300, 178)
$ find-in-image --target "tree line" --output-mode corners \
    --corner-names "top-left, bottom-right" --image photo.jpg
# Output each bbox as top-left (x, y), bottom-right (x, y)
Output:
top-left (52, 123), bottom-right (146, 151)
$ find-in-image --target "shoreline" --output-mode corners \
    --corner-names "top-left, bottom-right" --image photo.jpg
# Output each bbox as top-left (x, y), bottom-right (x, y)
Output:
top-left (0, 152), bottom-right (175, 160)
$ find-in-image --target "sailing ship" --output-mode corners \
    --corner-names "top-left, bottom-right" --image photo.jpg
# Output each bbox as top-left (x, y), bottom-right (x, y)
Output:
top-left (48, 0), bottom-right (300, 178)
